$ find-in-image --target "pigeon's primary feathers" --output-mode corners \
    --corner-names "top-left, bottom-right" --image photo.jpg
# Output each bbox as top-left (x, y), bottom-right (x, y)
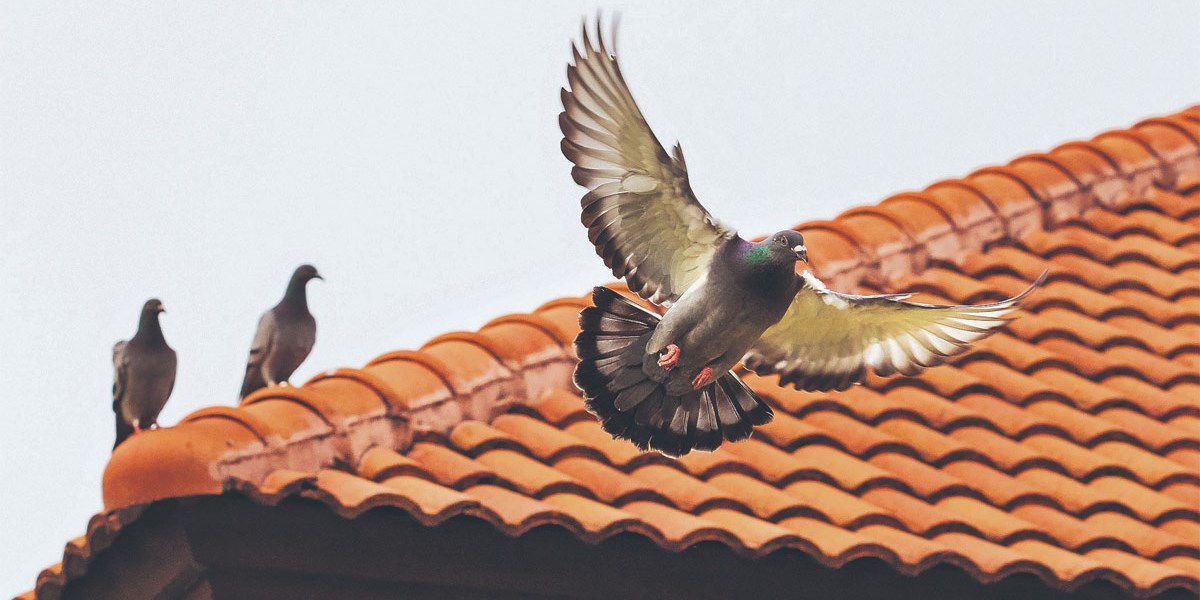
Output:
top-left (562, 21), bottom-right (1044, 456)
top-left (112, 298), bottom-right (177, 449)
top-left (239, 264), bottom-right (322, 399)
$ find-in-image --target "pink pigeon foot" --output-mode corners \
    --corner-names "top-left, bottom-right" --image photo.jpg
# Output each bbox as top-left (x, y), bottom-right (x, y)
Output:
top-left (691, 367), bottom-right (715, 389)
top-left (657, 344), bottom-right (680, 370)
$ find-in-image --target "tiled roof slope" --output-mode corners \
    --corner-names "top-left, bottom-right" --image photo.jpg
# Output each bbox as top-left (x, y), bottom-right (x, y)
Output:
top-left (22, 106), bottom-right (1200, 600)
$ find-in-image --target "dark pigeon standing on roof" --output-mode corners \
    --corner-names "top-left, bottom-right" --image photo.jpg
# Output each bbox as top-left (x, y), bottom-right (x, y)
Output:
top-left (239, 264), bottom-right (322, 399)
top-left (562, 22), bottom-right (1045, 456)
top-left (112, 298), bottom-right (177, 450)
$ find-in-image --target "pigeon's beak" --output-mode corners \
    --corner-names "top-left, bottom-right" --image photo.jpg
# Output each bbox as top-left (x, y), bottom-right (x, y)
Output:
top-left (793, 245), bottom-right (808, 263)
top-left (314, 273), bottom-right (324, 282)
top-left (156, 305), bottom-right (166, 314)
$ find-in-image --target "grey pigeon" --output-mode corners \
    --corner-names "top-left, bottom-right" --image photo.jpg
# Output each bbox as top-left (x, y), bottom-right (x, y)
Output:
top-left (112, 298), bottom-right (177, 449)
top-left (563, 23), bottom-right (1044, 456)
top-left (239, 264), bottom-right (322, 399)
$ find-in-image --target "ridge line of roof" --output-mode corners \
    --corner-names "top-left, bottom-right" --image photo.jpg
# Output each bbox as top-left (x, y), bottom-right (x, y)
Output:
top-left (798, 105), bottom-right (1200, 291)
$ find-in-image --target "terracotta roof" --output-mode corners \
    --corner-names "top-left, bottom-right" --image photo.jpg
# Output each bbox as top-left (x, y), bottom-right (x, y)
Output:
top-left (21, 106), bottom-right (1200, 600)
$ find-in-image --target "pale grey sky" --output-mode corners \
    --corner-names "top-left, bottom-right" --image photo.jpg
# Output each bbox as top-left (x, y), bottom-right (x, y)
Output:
top-left (1, 0), bottom-right (1197, 594)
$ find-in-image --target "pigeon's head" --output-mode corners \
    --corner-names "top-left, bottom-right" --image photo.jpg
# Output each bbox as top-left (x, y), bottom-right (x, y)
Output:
top-left (769, 230), bottom-right (807, 264)
top-left (142, 298), bottom-right (166, 315)
top-left (293, 264), bottom-right (324, 283)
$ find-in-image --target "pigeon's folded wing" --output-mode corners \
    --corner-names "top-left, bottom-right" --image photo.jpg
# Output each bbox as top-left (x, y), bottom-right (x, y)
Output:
top-left (111, 340), bottom-right (128, 412)
top-left (248, 312), bottom-right (276, 365)
top-left (241, 311), bottom-right (277, 395)
top-left (560, 23), bottom-right (733, 306)
top-left (742, 271), bottom-right (1045, 391)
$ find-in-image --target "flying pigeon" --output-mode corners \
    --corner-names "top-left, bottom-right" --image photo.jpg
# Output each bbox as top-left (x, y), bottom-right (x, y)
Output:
top-left (112, 298), bottom-right (177, 449)
top-left (562, 23), bottom-right (1044, 456)
top-left (239, 264), bottom-right (322, 399)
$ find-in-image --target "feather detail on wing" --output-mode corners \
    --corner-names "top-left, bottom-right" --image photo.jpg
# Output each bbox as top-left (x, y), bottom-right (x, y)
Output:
top-left (112, 340), bottom-right (134, 448)
top-left (250, 312), bottom-right (276, 365)
top-left (743, 271), bottom-right (1047, 391)
top-left (560, 20), bottom-right (734, 306)
top-left (240, 311), bottom-right (277, 398)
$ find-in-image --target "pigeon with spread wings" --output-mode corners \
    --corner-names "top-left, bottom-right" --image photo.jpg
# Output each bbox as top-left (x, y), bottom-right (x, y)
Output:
top-left (562, 22), bottom-right (1044, 456)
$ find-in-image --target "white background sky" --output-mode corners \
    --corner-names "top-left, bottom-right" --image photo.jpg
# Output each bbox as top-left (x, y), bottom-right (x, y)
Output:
top-left (1, 1), bottom-right (1198, 594)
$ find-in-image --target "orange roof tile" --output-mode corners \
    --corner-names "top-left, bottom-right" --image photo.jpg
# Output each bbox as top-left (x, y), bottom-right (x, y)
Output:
top-left (22, 106), bottom-right (1200, 599)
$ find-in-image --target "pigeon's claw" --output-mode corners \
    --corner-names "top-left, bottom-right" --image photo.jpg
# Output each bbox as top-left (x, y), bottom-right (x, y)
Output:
top-left (691, 367), bottom-right (714, 389)
top-left (657, 344), bottom-right (680, 371)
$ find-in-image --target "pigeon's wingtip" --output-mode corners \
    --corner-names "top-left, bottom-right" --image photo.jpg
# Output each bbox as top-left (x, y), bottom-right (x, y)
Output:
top-left (576, 10), bottom-right (620, 57)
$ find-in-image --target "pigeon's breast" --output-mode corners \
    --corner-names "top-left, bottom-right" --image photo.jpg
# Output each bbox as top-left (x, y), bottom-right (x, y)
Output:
top-left (121, 344), bottom-right (176, 421)
top-left (665, 271), bottom-right (790, 367)
top-left (269, 314), bottom-right (316, 377)
top-left (273, 335), bottom-right (311, 361)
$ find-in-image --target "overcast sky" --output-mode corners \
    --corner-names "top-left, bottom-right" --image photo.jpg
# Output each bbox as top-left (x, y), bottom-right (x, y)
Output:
top-left (2, 0), bottom-right (1198, 594)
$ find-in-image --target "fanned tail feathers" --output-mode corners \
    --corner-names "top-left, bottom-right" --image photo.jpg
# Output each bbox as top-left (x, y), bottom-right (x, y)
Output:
top-left (574, 287), bottom-right (773, 457)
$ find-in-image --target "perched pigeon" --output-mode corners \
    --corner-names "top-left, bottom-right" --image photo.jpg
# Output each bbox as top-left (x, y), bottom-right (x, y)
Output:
top-left (112, 298), bottom-right (177, 449)
top-left (562, 23), bottom-right (1044, 456)
top-left (239, 264), bottom-right (322, 399)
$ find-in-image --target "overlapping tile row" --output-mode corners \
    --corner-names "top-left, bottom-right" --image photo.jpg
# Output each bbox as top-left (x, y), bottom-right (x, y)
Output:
top-left (21, 106), bottom-right (1200, 600)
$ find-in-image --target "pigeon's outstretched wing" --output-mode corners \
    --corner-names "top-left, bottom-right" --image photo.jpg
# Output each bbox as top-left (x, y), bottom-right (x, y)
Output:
top-left (239, 311), bottom-right (277, 398)
top-left (743, 272), bottom-right (1046, 391)
top-left (560, 22), bottom-right (734, 306)
top-left (112, 341), bottom-right (133, 447)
